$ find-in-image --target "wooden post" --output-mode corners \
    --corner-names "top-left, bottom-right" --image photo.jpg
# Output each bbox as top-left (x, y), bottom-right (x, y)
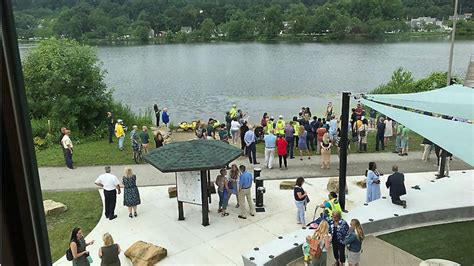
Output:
top-left (201, 170), bottom-right (210, 226)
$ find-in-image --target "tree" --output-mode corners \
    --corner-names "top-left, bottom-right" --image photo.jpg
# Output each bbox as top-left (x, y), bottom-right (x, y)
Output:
top-left (263, 5), bottom-right (283, 38)
top-left (23, 39), bottom-right (112, 132)
top-left (200, 18), bottom-right (216, 39)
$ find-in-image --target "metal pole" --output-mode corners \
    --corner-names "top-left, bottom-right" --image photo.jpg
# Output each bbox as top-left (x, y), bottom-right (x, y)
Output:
top-left (338, 92), bottom-right (351, 211)
top-left (447, 0), bottom-right (459, 86)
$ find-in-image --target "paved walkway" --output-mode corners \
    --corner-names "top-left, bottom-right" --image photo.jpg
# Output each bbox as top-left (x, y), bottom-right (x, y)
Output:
top-left (39, 151), bottom-right (471, 191)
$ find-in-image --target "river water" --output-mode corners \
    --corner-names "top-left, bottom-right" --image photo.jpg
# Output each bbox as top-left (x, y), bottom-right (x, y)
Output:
top-left (20, 38), bottom-right (474, 124)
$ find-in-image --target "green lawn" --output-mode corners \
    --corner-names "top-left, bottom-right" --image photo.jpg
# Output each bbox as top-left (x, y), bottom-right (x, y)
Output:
top-left (36, 133), bottom-right (154, 167)
top-left (36, 130), bottom-right (424, 167)
top-left (43, 190), bottom-right (102, 262)
top-left (256, 130), bottom-right (424, 155)
top-left (379, 221), bottom-right (474, 265)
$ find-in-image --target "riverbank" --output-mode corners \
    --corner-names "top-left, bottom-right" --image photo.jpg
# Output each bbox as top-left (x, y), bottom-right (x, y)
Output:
top-left (20, 32), bottom-right (474, 46)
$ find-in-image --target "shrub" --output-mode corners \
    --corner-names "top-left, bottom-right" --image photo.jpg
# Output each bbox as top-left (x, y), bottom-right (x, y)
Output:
top-left (23, 39), bottom-right (112, 133)
top-left (30, 118), bottom-right (50, 138)
top-left (371, 68), bottom-right (456, 95)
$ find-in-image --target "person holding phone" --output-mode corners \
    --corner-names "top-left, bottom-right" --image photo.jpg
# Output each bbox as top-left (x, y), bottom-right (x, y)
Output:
top-left (69, 227), bottom-right (94, 266)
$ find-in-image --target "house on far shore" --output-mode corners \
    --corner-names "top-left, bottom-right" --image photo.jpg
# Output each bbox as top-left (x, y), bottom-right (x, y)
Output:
top-left (148, 28), bottom-right (155, 38)
top-left (180, 26), bottom-right (192, 34)
top-left (157, 31), bottom-right (167, 37)
top-left (449, 13), bottom-right (472, 21)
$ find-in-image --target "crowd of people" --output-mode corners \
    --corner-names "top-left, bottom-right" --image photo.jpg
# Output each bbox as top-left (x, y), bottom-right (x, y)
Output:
top-left (62, 101), bottom-right (455, 266)
top-left (295, 180), bottom-right (364, 266)
top-left (294, 162), bottom-right (408, 266)
top-left (67, 165), bottom-right (140, 265)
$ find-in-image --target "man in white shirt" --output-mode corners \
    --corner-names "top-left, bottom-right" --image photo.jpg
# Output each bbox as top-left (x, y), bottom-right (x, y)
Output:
top-left (95, 166), bottom-right (121, 220)
top-left (61, 129), bottom-right (74, 169)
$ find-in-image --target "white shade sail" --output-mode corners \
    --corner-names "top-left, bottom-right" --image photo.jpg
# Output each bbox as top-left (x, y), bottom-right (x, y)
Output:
top-left (360, 98), bottom-right (474, 166)
top-left (365, 85), bottom-right (474, 120)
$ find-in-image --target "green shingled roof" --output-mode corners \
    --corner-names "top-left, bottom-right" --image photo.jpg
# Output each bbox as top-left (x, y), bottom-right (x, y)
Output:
top-left (143, 140), bottom-right (243, 173)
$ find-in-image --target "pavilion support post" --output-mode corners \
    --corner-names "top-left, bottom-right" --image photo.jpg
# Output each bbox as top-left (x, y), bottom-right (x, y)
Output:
top-left (201, 170), bottom-right (210, 226)
top-left (338, 92), bottom-right (351, 211)
top-left (438, 150), bottom-right (447, 179)
top-left (178, 201), bottom-right (185, 220)
top-left (208, 170), bottom-right (212, 204)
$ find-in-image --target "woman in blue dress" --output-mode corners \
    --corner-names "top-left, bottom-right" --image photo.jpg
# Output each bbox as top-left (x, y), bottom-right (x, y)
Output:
top-left (366, 162), bottom-right (381, 203)
top-left (298, 126), bottom-right (311, 161)
top-left (123, 167), bottom-right (141, 218)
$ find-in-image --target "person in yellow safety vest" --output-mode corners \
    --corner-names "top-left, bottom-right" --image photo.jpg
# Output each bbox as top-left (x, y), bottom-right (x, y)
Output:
top-left (115, 119), bottom-right (126, 151)
top-left (292, 118), bottom-right (299, 144)
top-left (320, 191), bottom-right (343, 219)
top-left (267, 117), bottom-right (275, 134)
top-left (275, 115), bottom-right (285, 135)
top-left (229, 104), bottom-right (238, 119)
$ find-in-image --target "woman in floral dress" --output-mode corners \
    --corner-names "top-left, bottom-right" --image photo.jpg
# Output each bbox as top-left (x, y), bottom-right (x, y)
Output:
top-left (123, 167), bottom-right (141, 218)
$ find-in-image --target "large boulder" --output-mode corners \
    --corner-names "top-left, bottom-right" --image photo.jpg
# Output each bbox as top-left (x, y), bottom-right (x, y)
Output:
top-left (125, 241), bottom-right (167, 266)
top-left (327, 177), bottom-right (348, 194)
top-left (168, 186), bottom-right (177, 198)
top-left (280, 181), bottom-right (294, 190)
top-left (43, 200), bottom-right (67, 216)
top-left (356, 179), bottom-right (367, 188)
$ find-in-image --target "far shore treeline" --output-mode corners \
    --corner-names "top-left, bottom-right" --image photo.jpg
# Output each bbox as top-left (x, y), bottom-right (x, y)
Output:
top-left (13, 0), bottom-right (474, 42)
top-left (24, 39), bottom-right (456, 150)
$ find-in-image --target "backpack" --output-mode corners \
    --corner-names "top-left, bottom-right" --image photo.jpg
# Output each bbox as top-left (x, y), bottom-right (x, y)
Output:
top-left (359, 127), bottom-right (366, 137)
top-left (66, 248), bottom-right (73, 261)
top-left (309, 238), bottom-right (322, 259)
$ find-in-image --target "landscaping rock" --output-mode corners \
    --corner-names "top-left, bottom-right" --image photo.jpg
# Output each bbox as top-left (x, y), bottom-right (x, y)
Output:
top-left (125, 241), bottom-right (167, 266)
top-left (43, 200), bottom-right (67, 216)
top-left (168, 186), bottom-right (177, 198)
top-left (327, 177), bottom-right (348, 194)
top-left (280, 181), bottom-right (294, 190)
top-left (356, 179), bottom-right (367, 188)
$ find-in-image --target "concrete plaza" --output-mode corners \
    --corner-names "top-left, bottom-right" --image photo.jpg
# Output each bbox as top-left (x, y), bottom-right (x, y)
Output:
top-left (54, 170), bottom-right (473, 265)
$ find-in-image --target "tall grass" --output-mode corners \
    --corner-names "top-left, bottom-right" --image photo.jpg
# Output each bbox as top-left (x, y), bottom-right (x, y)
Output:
top-left (111, 101), bottom-right (153, 128)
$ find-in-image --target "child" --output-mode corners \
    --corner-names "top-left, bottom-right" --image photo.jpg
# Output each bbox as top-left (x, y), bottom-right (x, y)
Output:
top-left (302, 235), bottom-right (311, 265)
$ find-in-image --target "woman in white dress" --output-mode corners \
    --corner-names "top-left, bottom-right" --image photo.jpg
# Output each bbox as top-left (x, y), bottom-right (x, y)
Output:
top-left (383, 117), bottom-right (393, 145)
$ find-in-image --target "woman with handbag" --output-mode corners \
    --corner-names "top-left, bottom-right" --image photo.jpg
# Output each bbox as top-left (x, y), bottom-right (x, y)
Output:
top-left (309, 220), bottom-right (332, 266)
top-left (294, 177), bottom-right (308, 227)
top-left (69, 227), bottom-right (94, 266)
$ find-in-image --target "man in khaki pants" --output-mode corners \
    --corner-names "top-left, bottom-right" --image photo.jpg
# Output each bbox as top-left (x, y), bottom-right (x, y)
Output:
top-left (237, 165), bottom-right (255, 219)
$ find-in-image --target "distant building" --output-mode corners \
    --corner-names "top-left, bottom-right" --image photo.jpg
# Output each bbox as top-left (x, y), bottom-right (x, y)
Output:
top-left (157, 31), bottom-right (167, 37)
top-left (410, 17), bottom-right (437, 29)
top-left (148, 28), bottom-right (155, 38)
top-left (180, 26), bottom-right (192, 34)
top-left (449, 13), bottom-right (472, 20)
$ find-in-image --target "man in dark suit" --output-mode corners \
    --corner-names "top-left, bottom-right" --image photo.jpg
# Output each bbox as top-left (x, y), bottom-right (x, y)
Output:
top-left (386, 165), bottom-right (407, 208)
